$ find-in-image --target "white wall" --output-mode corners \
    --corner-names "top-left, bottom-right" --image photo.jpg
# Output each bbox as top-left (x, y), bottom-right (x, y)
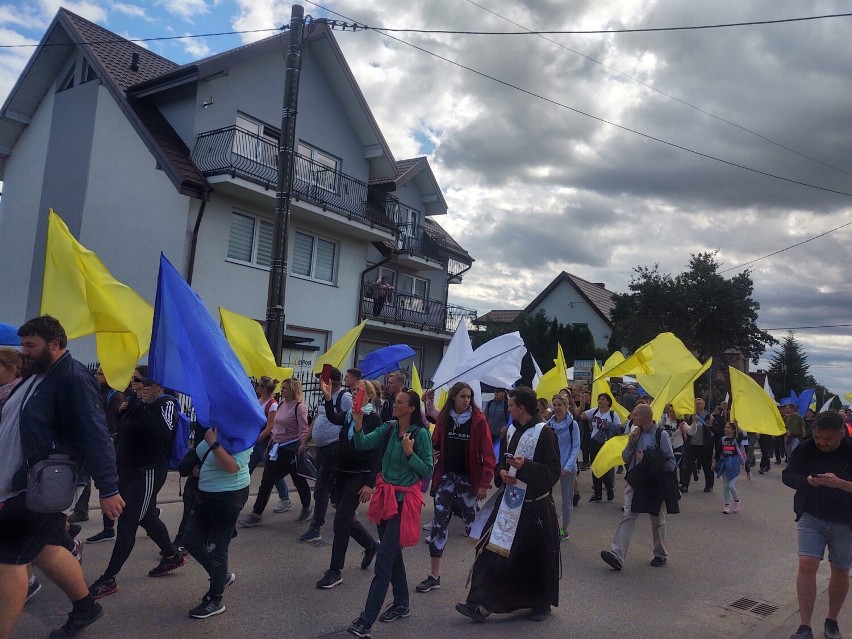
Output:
top-left (529, 280), bottom-right (612, 350)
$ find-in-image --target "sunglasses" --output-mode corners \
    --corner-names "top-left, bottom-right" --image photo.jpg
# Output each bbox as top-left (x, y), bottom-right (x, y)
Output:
top-left (133, 377), bottom-right (153, 386)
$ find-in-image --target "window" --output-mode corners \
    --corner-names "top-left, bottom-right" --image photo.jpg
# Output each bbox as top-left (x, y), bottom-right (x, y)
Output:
top-left (292, 231), bottom-right (337, 283)
top-left (226, 212), bottom-right (273, 267)
top-left (397, 274), bottom-right (429, 312)
top-left (296, 142), bottom-right (340, 194)
top-left (234, 114), bottom-right (279, 167)
top-left (81, 59), bottom-right (98, 83)
top-left (397, 205), bottom-right (419, 235)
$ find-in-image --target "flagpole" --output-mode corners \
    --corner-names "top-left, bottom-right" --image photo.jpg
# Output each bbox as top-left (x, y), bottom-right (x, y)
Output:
top-left (265, 4), bottom-right (305, 365)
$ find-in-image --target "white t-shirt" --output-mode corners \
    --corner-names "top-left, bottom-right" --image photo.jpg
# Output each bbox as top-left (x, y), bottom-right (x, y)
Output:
top-left (583, 407), bottom-right (621, 440)
top-left (0, 376), bottom-right (44, 502)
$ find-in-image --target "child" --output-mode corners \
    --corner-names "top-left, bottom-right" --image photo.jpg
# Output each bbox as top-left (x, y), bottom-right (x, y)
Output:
top-left (713, 422), bottom-right (745, 513)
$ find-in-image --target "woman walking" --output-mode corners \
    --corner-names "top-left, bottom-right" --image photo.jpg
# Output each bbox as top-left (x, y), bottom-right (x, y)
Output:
top-left (550, 395), bottom-right (580, 540)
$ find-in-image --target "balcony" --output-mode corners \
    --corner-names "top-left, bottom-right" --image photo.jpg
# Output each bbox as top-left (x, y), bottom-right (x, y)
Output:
top-left (191, 126), bottom-right (400, 235)
top-left (395, 223), bottom-right (448, 269)
top-left (361, 281), bottom-right (477, 334)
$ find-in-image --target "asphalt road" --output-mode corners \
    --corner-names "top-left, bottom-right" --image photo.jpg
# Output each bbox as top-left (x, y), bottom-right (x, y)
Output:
top-left (16, 457), bottom-right (849, 639)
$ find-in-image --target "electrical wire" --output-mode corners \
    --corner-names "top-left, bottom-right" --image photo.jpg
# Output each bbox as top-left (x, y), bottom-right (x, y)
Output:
top-left (719, 218), bottom-right (852, 273)
top-left (365, 12), bottom-right (852, 35)
top-left (0, 27), bottom-right (284, 49)
top-left (462, 0), bottom-right (852, 179)
top-left (761, 324), bottom-right (852, 331)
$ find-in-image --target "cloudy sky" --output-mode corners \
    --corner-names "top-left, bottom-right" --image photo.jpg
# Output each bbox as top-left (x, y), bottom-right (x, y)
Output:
top-left (1, 1), bottom-right (850, 395)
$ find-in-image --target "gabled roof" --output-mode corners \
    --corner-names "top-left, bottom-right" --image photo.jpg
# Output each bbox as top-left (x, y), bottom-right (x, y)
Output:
top-left (0, 9), bottom-right (209, 197)
top-left (474, 310), bottom-right (523, 325)
top-left (424, 217), bottom-right (472, 265)
top-left (370, 156), bottom-right (448, 215)
top-left (525, 271), bottom-right (615, 328)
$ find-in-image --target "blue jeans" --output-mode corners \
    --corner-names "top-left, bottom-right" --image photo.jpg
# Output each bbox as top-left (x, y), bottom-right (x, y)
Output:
top-left (184, 487), bottom-right (249, 600)
top-left (360, 500), bottom-right (408, 626)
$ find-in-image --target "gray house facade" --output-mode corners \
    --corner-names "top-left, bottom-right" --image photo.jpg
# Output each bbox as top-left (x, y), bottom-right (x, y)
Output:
top-left (0, 10), bottom-right (474, 380)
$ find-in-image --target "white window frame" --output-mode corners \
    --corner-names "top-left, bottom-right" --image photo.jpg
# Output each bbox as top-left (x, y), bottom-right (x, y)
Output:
top-left (397, 273), bottom-right (429, 312)
top-left (225, 211), bottom-right (274, 270)
top-left (290, 230), bottom-right (339, 285)
top-left (296, 142), bottom-right (340, 194)
top-left (397, 205), bottom-right (420, 237)
top-left (234, 113), bottom-right (279, 167)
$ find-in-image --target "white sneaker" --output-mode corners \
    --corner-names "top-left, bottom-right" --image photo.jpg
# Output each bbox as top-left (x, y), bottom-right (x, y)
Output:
top-left (274, 500), bottom-right (293, 513)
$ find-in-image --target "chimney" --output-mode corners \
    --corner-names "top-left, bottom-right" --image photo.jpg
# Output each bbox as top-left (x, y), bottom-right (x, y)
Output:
top-left (130, 53), bottom-right (139, 72)
top-left (593, 282), bottom-right (606, 288)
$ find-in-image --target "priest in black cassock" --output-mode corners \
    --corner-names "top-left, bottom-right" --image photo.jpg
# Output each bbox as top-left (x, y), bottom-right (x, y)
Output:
top-left (456, 386), bottom-right (561, 623)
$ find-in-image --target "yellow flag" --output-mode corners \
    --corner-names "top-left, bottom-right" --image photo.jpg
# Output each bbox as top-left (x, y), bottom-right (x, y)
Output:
top-left (650, 357), bottom-right (713, 421)
top-left (410, 363), bottom-right (424, 398)
top-left (313, 320), bottom-right (367, 375)
top-left (41, 210), bottom-right (152, 390)
top-left (636, 333), bottom-right (701, 398)
top-left (535, 343), bottom-right (569, 402)
top-left (598, 343), bottom-right (654, 380)
top-left (844, 392), bottom-right (852, 403)
top-left (729, 367), bottom-right (786, 435)
top-left (220, 307), bottom-right (292, 387)
top-left (591, 434), bottom-right (630, 478)
top-left (602, 351), bottom-right (625, 372)
top-left (591, 361), bottom-right (630, 423)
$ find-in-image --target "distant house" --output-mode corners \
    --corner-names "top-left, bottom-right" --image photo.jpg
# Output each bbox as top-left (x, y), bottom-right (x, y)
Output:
top-left (0, 9), bottom-right (475, 379)
top-left (478, 272), bottom-right (615, 350)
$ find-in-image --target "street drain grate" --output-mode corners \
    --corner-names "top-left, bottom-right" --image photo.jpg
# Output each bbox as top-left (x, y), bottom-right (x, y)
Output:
top-left (726, 597), bottom-right (780, 617)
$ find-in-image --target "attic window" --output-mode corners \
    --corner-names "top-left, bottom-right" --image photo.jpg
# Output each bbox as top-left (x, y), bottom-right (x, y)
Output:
top-left (81, 59), bottom-right (98, 83)
top-left (57, 64), bottom-right (76, 92)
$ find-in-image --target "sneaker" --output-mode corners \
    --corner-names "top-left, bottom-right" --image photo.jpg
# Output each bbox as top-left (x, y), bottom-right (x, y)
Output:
top-left (378, 602), bottom-right (411, 623)
top-left (296, 507), bottom-right (313, 523)
top-left (529, 606), bottom-right (551, 621)
top-left (67, 512), bottom-right (88, 524)
top-left (67, 523), bottom-right (82, 539)
top-left (347, 617), bottom-right (372, 638)
top-left (679, 485), bottom-right (688, 493)
top-left (238, 512), bottom-right (263, 527)
top-left (704, 486), bottom-right (714, 493)
top-left (455, 601), bottom-right (489, 623)
top-left (48, 602), bottom-right (103, 638)
top-left (789, 625), bottom-right (814, 639)
top-left (758, 468), bottom-right (767, 474)
top-left (589, 495), bottom-right (602, 503)
top-left (422, 522), bottom-right (433, 530)
top-left (650, 556), bottom-right (667, 567)
top-left (825, 619), bottom-right (841, 639)
top-left (25, 578), bottom-right (42, 604)
top-left (85, 529), bottom-right (115, 544)
top-left (148, 549), bottom-right (187, 577)
top-left (600, 550), bottom-right (623, 571)
top-left (71, 539), bottom-right (83, 564)
top-left (273, 499), bottom-right (292, 513)
top-left (607, 491), bottom-right (615, 501)
top-left (558, 529), bottom-right (569, 541)
top-left (316, 569), bottom-right (343, 589)
top-left (722, 505), bottom-right (731, 514)
top-left (573, 493), bottom-right (580, 507)
top-left (189, 598), bottom-right (226, 619)
top-left (361, 541), bottom-right (379, 570)
top-left (300, 527), bottom-right (322, 542)
top-left (89, 575), bottom-right (118, 600)
top-left (416, 575), bottom-right (441, 592)
top-left (732, 500), bottom-right (741, 513)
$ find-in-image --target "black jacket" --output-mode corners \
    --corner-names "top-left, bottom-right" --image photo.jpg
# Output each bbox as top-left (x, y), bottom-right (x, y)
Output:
top-left (11, 352), bottom-right (119, 496)
top-left (115, 394), bottom-right (178, 473)
top-left (782, 437), bottom-right (852, 524)
top-left (324, 400), bottom-right (382, 485)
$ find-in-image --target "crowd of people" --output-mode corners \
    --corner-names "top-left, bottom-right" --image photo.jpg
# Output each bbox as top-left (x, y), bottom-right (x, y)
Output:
top-left (1, 315), bottom-right (851, 639)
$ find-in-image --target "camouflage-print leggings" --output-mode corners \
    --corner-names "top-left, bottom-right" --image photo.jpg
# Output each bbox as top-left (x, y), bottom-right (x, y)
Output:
top-left (428, 471), bottom-right (478, 558)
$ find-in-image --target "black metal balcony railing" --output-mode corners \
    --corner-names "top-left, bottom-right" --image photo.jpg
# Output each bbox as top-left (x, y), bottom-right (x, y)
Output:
top-left (361, 281), bottom-right (476, 333)
top-left (192, 126), bottom-right (400, 234)
top-left (397, 223), bottom-right (448, 264)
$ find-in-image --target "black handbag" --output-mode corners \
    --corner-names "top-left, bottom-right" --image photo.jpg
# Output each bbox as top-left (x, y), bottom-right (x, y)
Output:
top-left (26, 455), bottom-right (79, 513)
top-left (177, 446), bottom-right (214, 478)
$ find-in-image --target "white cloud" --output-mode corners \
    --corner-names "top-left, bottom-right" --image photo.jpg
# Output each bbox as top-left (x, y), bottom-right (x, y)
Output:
top-left (179, 33), bottom-right (211, 58)
top-left (231, 0), bottom-right (288, 43)
top-left (38, 0), bottom-right (107, 23)
top-left (0, 5), bottom-right (47, 30)
top-left (156, 0), bottom-right (216, 23)
top-left (111, 3), bottom-right (157, 21)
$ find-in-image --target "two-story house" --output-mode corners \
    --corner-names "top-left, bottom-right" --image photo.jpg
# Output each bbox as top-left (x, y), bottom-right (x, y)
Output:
top-left (0, 9), bottom-right (475, 380)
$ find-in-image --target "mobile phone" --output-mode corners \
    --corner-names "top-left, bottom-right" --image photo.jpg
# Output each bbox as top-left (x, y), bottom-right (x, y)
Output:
top-left (505, 453), bottom-right (515, 459)
top-left (353, 387), bottom-right (366, 412)
top-left (320, 363), bottom-right (333, 385)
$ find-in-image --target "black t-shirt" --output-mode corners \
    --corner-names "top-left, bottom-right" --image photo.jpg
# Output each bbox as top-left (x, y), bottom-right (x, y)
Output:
top-left (443, 415), bottom-right (471, 475)
top-left (783, 438), bottom-right (852, 524)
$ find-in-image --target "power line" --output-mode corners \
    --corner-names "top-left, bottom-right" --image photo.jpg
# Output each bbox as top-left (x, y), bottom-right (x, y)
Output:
top-left (719, 218), bottom-right (852, 273)
top-left (761, 324), bottom-right (852, 331)
top-left (462, 0), bottom-right (852, 179)
top-left (305, 3), bottom-right (852, 201)
top-left (366, 12), bottom-right (852, 35)
top-left (0, 26), bottom-right (284, 48)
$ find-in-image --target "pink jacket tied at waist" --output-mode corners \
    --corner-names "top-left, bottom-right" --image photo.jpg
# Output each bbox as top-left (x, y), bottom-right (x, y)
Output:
top-left (367, 473), bottom-right (424, 548)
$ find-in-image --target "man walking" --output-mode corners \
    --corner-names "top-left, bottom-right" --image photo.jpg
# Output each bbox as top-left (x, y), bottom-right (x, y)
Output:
top-left (0, 316), bottom-right (124, 639)
top-left (783, 411), bottom-right (852, 639)
top-left (601, 404), bottom-right (676, 570)
top-left (681, 398), bottom-right (714, 493)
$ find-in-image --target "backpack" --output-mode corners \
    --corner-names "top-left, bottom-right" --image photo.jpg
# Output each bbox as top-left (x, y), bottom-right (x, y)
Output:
top-left (590, 409), bottom-right (617, 443)
top-left (334, 389), bottom-right (351, 414)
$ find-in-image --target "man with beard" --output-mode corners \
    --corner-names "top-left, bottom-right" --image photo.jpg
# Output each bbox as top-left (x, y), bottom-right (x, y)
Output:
top-left (0, 316), bottom-right (124, 639)
top-left (455, 386), bottom-right (561, 623)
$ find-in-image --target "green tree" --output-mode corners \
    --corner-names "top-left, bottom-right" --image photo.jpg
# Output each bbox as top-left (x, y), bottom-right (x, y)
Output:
top-left (609, 252), bottom-right (777, 365)
top-left (767, 331), bottom-right (811, 398)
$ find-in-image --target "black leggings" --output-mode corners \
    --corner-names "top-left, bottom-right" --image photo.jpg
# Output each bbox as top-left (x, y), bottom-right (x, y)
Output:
top-left (251, 449), bottom-right (311, 515)
top-left (106, 467), bottom-right (176, 577)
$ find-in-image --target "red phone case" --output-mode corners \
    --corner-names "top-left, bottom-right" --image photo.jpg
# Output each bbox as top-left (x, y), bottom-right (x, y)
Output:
top-left (353, 387), bottom-right (366, 411)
